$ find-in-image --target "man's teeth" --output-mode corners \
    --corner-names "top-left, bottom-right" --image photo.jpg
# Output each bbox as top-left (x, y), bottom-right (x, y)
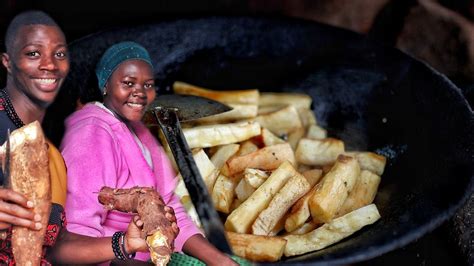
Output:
top-left (127, 103), bottom-right (143, 108)
top-left (36, 78), bottom-right (56, 84)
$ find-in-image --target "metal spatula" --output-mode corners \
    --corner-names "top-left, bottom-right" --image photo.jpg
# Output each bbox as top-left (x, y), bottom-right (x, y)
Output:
top-left (145, 94), bottom-right (233, 254)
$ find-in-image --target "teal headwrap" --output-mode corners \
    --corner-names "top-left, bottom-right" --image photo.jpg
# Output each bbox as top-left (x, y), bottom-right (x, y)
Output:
top-left (96, 41), bottom-right (153, 91)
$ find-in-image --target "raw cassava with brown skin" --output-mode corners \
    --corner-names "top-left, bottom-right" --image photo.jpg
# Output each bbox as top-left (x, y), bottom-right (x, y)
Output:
top-left (98, 186), bottom-right (177, 266)
top-left (0, 121), bottom-right (51, 266)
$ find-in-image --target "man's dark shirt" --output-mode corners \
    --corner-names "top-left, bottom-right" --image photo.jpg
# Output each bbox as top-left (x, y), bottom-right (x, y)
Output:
top-left (0, 104), bottom-right (17, 185)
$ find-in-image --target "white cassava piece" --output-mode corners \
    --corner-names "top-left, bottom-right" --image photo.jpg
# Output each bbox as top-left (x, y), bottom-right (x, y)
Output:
top-left (0, 121), bottom-right (51, 266)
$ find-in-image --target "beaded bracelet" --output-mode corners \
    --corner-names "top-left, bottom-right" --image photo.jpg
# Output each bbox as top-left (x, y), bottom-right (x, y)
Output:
top-left (119, 232), bottom-right (136, 259)
top-left (112, 231), bottom-right (126, 260)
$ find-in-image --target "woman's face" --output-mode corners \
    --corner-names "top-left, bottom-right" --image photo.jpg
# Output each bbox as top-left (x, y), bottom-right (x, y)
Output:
top-left (103, 59), bottom-right (156, 123)
top-left (2, 25), bottom-right (69, 107)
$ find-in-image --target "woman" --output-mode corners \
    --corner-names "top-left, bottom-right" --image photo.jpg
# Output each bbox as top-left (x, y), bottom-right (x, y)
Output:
top-left (60, 41), bottom-right (237, 265)
top-left (0, 11), bottom-right (156, 264)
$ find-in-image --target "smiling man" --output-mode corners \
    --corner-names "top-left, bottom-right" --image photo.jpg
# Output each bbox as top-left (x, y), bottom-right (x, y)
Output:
top-left (0, 11), bottom-right (155, 265)
top-left (1, 11), bottom-right (69, 137)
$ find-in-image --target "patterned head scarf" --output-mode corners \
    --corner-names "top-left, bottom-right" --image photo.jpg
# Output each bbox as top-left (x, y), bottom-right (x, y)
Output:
top-left (95, 41), bottom-right (153, 91)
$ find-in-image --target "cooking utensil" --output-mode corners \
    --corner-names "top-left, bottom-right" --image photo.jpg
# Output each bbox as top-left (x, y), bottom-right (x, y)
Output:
top-left (145, 94), bottom-right (233, 254)
top-left (0, 131), bottom-right (9, 241)
top-left (147, 94), bottom-right (232, 122)
top-left (56, 16), bottom-right (474, 265)
top-left (1, 129), bottom-right (11, 188)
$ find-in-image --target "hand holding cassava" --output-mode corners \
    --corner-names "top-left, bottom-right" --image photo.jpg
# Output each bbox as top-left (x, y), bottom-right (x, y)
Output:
top-left (98, 186), bottom-right (178, 265)
top-left (0, 187), bottom-right (42, 231)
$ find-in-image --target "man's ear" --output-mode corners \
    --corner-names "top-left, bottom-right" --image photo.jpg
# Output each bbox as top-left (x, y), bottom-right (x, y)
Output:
top-left (1, 53), bottom-right (12, 74)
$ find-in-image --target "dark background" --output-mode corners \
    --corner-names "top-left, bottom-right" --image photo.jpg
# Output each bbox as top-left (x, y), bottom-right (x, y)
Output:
top-left (1, 0), bottom-right (474, 108)
top-left (0, 0), bottom-right (252, 47)
top-left (1, 1), bottom-right (473, 265)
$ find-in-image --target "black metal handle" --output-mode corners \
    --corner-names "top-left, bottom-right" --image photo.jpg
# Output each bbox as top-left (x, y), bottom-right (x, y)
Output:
top-left (152, 108), bottom-right (233, 254)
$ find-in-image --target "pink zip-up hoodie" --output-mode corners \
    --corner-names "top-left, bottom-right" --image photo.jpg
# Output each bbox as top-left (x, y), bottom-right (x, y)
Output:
top-left (60, 103), bottom-right (202, 262)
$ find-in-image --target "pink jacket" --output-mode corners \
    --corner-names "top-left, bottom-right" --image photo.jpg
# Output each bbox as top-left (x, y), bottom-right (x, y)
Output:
top-left (60, 103), bottom-right (201, 261)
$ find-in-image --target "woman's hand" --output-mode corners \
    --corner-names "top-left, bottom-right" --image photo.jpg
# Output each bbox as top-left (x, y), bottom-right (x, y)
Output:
top-left (0, 187), bottom-right (41, 230)
top-left (164, 205), bottom-right (179, 238)
top-left (124, 205), bottom-right (180, 255)
top-left (124, 215), bottom-right (147, 254)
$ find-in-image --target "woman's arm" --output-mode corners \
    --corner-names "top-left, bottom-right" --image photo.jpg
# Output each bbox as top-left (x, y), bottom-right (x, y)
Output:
top-left (182, 234), bottom-right (238, 266)
top-left (49, 230), bottom-right (114, 264)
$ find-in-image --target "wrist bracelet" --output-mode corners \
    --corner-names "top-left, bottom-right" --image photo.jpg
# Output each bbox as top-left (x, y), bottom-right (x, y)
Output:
top-left (120, 232), bottom-right (136, 259)
top-left (112, 231), bottom-right (126, 260)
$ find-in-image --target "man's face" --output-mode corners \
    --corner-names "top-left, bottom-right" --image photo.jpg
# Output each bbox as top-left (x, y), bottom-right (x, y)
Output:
top-left (2, 24), bottom-right (69, 107)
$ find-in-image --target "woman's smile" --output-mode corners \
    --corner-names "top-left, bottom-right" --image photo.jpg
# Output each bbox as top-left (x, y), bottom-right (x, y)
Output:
top-left (126, 101), bottom-right (146, 110)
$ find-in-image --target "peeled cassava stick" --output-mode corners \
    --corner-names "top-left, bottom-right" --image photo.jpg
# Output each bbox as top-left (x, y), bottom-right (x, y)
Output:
top-left (0, 121), bottom-right (51, 266)
top-left (98, 186), bottom-right (176, 266)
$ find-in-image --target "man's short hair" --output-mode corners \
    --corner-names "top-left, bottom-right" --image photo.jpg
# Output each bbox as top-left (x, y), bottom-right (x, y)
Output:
top-left (4, 10), bottom-right (61, 53)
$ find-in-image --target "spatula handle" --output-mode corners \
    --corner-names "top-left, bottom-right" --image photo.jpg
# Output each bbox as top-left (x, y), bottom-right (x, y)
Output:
top-left (152, 108), bottom-right (233, 254)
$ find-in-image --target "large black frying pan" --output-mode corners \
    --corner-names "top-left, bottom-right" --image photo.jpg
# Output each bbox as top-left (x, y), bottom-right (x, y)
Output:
top-left (46, 17), bottom-right (474, 265)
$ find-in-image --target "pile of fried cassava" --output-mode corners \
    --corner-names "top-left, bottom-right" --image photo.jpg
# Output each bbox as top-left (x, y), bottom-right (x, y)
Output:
top-left (167, 81), bottom-right (385, 262)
